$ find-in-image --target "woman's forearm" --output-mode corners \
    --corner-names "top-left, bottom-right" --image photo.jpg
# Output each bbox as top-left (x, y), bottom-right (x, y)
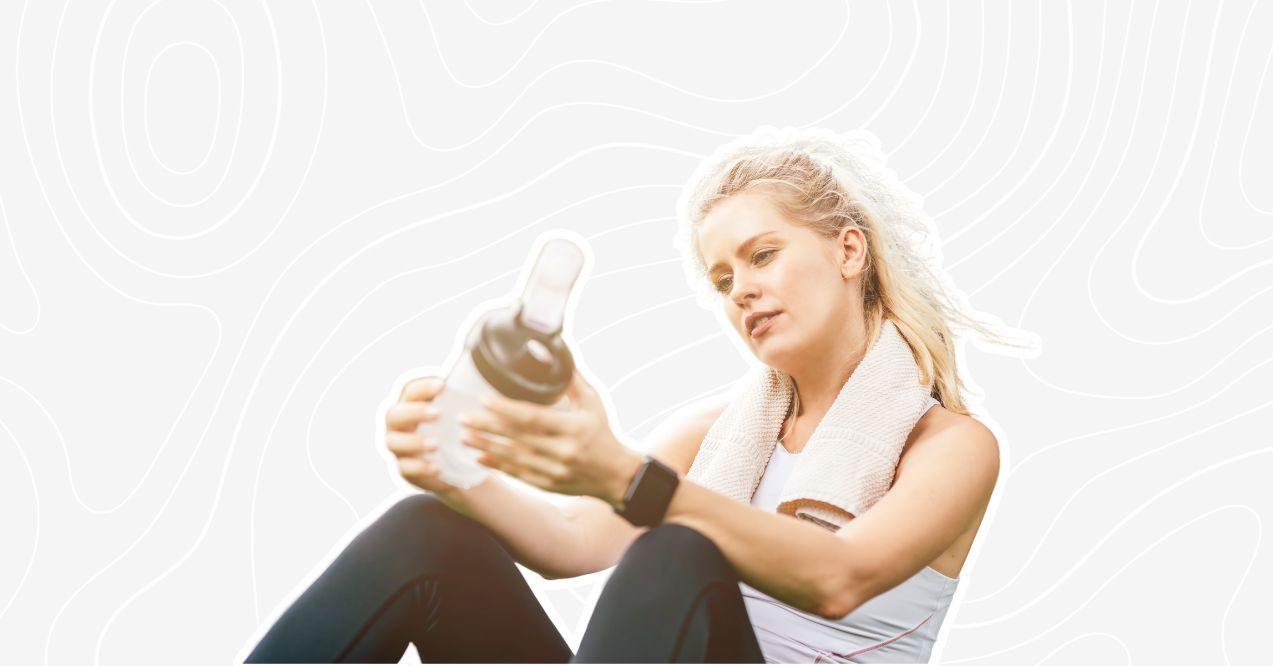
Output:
top-left (433, 476), bottom-right (584, 580)
top-left (662, 480), bottom-right (862, 620)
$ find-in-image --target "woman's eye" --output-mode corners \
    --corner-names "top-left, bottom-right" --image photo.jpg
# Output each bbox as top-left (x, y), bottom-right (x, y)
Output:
top-left (713, 250), bottom-right (775, 293)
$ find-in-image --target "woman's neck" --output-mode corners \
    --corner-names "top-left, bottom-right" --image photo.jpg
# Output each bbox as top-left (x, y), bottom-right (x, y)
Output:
top-left (789, 319), bottom-right (871, 419)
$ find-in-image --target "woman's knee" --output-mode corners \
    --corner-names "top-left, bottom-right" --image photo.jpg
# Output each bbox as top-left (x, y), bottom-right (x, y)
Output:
top-left (583, 523), bottom-right (747, 651)
top-left (627, 522), bottom-right (723, 556)
top-left (380, 493), bottom-right (462, 529)
top-left (360, 493), bottom-right (496, 561)
top-left (614, 522), bottom-right (734, 581)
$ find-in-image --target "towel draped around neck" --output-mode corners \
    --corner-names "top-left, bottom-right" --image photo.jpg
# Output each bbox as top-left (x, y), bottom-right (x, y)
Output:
top-left (684, 319), bottom-right (939, 531)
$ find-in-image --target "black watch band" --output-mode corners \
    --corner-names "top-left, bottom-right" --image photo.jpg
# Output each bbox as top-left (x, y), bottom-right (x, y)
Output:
top-left (613, 455), bottom-right (680, 527)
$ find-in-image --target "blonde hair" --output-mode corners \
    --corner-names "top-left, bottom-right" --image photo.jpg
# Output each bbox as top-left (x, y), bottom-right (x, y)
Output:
top-left (674, 127), bottom-right (1036, 415)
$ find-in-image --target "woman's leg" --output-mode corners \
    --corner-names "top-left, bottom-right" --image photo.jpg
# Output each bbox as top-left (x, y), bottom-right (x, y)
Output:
top-left (245, 493), bottom-right (573, 663)
top-left (572, 523), bottom-right (765, 663)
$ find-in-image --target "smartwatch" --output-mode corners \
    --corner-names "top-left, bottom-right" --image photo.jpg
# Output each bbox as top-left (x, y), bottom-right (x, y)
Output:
top-left (613, 455), bottom-right (680, 527)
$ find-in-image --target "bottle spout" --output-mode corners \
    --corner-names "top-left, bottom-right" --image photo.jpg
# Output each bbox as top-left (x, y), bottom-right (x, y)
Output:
top-left (518, 238), bottom-right (585, 335)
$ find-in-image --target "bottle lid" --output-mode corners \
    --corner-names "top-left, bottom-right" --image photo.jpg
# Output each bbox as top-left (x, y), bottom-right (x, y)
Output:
top-left (517, 239), bottom-right (585, 335)
top-left (470, 307), bottom-right (574, 404)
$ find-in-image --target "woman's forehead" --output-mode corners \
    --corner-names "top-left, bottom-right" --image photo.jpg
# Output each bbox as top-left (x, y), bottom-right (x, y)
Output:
top-left (698, 196), bottom-right (803, 265)
top-left (701, 192), bottom-right (781, 228)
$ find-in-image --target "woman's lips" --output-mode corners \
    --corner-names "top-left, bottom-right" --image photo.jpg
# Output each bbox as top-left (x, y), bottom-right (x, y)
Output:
top-left (750, 313), bottom-right (780, 339)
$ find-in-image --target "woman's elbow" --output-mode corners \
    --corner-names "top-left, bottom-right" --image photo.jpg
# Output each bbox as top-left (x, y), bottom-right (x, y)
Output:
top-left (818, 552), bottom-right (878, 620)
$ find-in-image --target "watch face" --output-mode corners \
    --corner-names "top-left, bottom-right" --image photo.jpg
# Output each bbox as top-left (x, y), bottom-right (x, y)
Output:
top-left (624, 458), bottom-right (679, 526)
top-left (648, 464), bottom-right (678, 495)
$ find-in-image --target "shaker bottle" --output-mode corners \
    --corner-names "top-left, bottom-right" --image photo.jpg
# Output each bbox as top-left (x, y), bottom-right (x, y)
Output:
top-left (418, 236), bottom-right (587, 489)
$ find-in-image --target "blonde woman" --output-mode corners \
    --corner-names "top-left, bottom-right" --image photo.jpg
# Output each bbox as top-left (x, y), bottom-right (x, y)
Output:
top-left (246, 128), bottom-right (1020, 663)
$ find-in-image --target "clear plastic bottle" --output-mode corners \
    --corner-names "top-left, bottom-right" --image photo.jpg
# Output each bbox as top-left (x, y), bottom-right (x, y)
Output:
top-left (418, 237), bottom-right (587, 489)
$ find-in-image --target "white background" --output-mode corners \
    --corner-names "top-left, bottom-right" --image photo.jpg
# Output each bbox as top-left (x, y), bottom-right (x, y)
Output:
top-left (1, 1), bottom-right (1270, 664)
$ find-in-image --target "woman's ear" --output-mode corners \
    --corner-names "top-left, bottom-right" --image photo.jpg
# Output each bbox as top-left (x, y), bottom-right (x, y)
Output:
top-left (839, 226), bottom-right (867, 279)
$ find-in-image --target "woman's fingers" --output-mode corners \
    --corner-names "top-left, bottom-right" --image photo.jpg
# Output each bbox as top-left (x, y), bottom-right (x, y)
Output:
top-left (458, 425), bottom-right (517, 456)
top-left (478, 392), bottom-right (573, 436)
top-left (386, 401), bottom-right (440, 432)
top-left (386, 431), bottom-right (437, 457)
top-left (400, 376), bottom-right (444, 402)
top-left (459, 410), bottom-right (562, 456)
top-left (469, 442), bottom-right (557, 490)
top-left (460, 428), bottom-right (569, 484)
top-left (397, 456), bottom-right (438, 479)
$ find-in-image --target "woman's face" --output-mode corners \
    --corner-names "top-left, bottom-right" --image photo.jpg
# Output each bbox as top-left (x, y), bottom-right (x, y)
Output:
top-left (696, 191), bottom-right (864, 372)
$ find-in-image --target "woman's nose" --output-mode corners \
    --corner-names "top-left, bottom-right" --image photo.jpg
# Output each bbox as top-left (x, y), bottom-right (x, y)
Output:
top-left (730, 274), bottom-right (760, 307)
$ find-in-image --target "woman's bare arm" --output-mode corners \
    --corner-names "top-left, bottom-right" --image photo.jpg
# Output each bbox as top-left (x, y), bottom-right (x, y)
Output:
top-left (544, 395), bottom-right (728, 578)
top-left (662, 416), bottom-right (1000, 620)
top-left (827, 417), bottom-right (1000, 616)
top-left (434, 475), bottom-right (591, 580)
top-left (437, 394), bottom-right (727, 580)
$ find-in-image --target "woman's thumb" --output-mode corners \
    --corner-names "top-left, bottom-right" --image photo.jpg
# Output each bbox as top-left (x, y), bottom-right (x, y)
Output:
top-left (566, 370), bottom-right (596, 409)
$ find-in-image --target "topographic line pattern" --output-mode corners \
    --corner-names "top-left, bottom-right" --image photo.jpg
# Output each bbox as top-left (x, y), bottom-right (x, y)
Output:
top-left (0, 1), bottom-right (1268, 664)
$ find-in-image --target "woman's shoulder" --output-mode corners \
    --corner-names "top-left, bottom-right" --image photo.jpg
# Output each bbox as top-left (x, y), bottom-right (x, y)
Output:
top-left (900, 405), bottom-right (1000, 473)
top-left (644, 393), bottom-right (732, 476)
top-left (891, 405), bottom-right (1000, 579)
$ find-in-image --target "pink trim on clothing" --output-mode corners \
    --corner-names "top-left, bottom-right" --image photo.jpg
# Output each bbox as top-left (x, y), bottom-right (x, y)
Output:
top-left (837, 613), bottom-right (933, 660)
top-left (754, 612), bottom-right (934, 663)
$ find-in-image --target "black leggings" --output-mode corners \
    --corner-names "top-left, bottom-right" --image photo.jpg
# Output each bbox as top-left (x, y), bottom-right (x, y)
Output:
top-left (244, 493), bottom-right (765, 663)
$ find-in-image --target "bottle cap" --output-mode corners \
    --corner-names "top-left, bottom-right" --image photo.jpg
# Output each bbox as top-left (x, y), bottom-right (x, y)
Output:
top-left (470, 307), bottom-right (575, 404)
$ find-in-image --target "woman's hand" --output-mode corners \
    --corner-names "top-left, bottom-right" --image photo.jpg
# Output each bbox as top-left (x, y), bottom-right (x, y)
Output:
top-left (457, 370), bottom-right (641, 506)
top-left (384, 376), bottom-right (465, 498)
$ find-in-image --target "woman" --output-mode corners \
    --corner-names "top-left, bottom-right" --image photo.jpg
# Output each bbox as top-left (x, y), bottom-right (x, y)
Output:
top-left (245, 128), bottom-right (1020, 663)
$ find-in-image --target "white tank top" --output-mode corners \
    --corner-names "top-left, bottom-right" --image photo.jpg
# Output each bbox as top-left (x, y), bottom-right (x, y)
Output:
top-left (738, 442), bottom-right (959, 663)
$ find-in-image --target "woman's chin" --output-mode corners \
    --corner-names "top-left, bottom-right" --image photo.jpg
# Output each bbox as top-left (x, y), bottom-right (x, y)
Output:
top-left (751, 336), bottom-right (798, 368)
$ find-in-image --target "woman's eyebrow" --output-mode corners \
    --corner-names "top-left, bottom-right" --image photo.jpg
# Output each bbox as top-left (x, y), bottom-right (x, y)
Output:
top-left (707, 231), bottom-right (780, 274)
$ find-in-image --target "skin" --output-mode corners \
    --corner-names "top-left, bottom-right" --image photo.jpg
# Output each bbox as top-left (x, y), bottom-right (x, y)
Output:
top-left (443, 188), bottom-right (871, 499)
top-left (698, 190), bottom-right (872, 427)
top-left (695, 190), bottom-right (996, 580)
top-left (448, 189), bottom-right (998, 591)
top-left (387, 370), bottom-right (633, 505)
